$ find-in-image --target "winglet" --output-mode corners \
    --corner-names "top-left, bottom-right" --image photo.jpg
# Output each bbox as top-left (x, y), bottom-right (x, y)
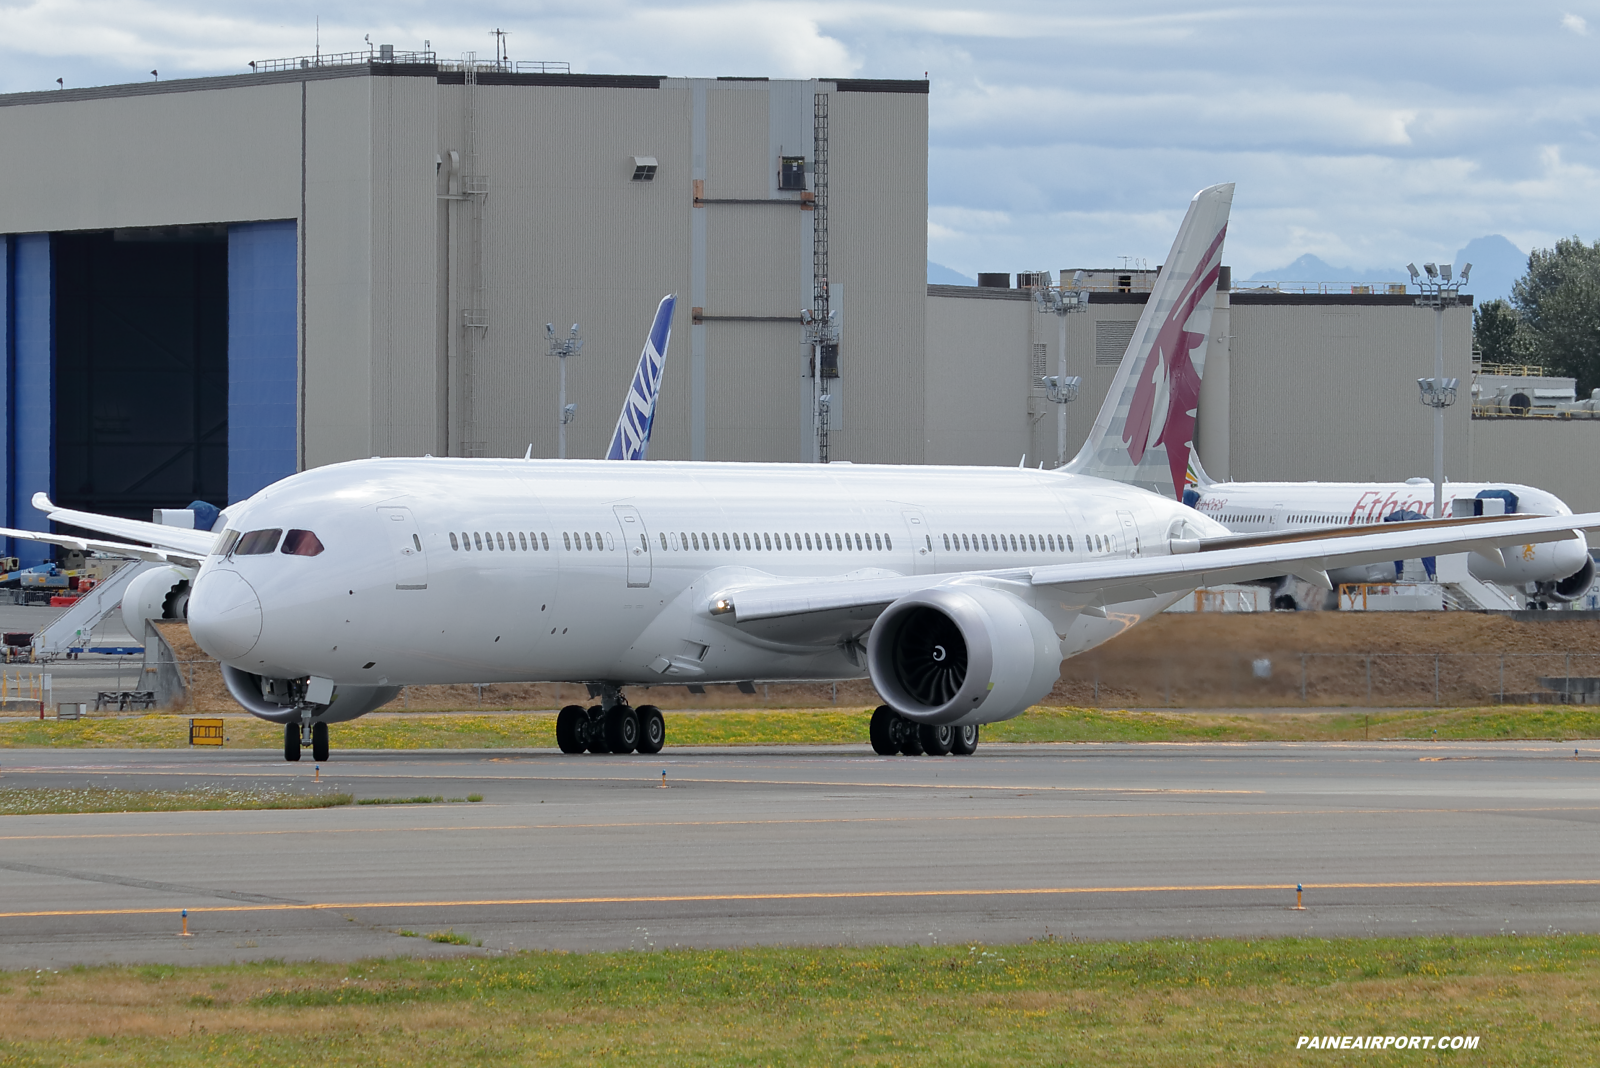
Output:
top-left (31, 492), bottom-right (53, 513)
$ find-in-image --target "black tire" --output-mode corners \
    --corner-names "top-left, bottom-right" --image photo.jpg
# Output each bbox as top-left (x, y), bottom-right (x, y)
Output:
top-left (556, 704), bottom-right (587, 754)
top-left (284, 722), bottom-right (301, 762)
top-left (636, 705), bottom-right (666, 754)
top-left (584, 705), bottom-right (610, 753)
top-left (898, 720), bottom-right (925, 756)
top-left (312, 721), bottom-right (330, 762)
top-left (919, 723), bottom-right (954, 756)
top-left (951, 723), bottom-right (979, 756)
top-left (605, 706), bottom-right (640, 753)
top-left (869, 705), bottom-right (899, 755)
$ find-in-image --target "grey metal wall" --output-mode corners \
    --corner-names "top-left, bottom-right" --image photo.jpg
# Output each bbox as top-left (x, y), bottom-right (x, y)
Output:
top-left (0, 68), bottom-right (928, 474)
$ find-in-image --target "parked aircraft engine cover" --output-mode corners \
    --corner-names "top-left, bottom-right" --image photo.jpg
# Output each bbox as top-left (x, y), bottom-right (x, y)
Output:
top-left (219, 664), bottom-right (401, 724)
top-left (120, 565), bottom-right (193, 640)
top-left (866, 585), bottom-right (1062, 726)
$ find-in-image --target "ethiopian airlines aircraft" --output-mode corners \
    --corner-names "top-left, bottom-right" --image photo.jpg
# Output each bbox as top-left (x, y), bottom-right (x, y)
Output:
top-left (8, 183), bottom-right (1596, 763)
top-left (1182, 454), bottom-right (1594, 608)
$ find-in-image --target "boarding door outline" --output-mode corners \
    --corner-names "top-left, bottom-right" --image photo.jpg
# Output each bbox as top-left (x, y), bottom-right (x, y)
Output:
top-left (900, 510), bottom-right (936, 574)
top-left (378, 506), bottom-right (429, 590)
top-left (614, 505), bottom-right (652, 588)
top-left (1116, 510), bottom-right (1142, 557)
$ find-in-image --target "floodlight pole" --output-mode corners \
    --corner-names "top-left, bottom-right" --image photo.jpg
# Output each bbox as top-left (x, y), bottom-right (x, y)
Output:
top-left (1033, 274), bottom-right (1090, 467)
top-left (547, 323), bottom-right (582, 459)
top-left (1410, 263), bottom-right (1468, 518)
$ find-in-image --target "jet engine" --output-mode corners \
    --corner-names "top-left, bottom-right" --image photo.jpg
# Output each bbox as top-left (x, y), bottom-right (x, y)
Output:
top-left (866, 584), bottom-right (1061, 726)
top-left (1535, 552), bottom-right (1596, 605)
top-left (219, 664), bottom-right (401, 724)
top-left (120, 565), bottom-right (194, 640)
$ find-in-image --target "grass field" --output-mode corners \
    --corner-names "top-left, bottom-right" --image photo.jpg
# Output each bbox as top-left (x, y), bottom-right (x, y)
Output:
top-left (0, 786), bottom-right (352, 816)
top-left (2, 704), bottom-right (1600, 752)
top-left (0, 935), bottom-right (1594, 1065)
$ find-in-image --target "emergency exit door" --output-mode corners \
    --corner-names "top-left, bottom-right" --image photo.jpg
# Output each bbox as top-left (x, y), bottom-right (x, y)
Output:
top-left (614, 505), bottom-right (652, 587)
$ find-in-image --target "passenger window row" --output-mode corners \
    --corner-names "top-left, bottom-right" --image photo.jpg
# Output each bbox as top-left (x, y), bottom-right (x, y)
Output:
top-left (662, 530), bottom-right (892, 553)
top-left (450, 531), bottom-right (552, 552)
top-left (942, 532), bottom-right (1077, 553)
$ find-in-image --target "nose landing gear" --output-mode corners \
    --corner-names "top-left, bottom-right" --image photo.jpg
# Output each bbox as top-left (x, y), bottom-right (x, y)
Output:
top-left (284, 715), bottom-right (330, 762)
top-left (554, 686), bottom-right (666, 755)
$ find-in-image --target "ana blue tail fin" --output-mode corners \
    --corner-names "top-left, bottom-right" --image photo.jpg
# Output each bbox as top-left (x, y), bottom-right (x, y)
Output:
top-left (606, 295), bottom-right (677, 461)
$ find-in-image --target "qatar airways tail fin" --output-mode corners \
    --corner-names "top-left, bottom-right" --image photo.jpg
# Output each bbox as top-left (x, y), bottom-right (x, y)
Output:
top-left (1064, 183), bottom-right (1233, 499)
top-left (606, 295), bottom-right (677, 461)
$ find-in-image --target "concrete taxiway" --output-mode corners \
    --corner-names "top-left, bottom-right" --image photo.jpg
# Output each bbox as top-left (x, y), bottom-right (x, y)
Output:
top-left (1, 741), bottom-right (1597, 967)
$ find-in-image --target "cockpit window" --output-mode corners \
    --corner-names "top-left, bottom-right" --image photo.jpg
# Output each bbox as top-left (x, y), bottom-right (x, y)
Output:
top-left (212, 529), bottom-right (241, 556)
top-left (234, 528), bottom-right (282, 555)
top-left (281, 529), bottom-right (324, 556)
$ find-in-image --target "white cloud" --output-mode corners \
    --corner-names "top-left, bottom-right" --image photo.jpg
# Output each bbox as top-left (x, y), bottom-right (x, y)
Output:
top-left (6, 1), bottom-right (1600, 278)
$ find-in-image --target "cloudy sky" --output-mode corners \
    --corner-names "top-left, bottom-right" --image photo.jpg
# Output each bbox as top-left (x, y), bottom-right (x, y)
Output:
top-left (4, 1), bottom-right (1597, 283)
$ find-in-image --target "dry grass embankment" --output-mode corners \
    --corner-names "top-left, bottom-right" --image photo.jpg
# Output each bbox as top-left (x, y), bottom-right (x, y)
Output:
top-left (1, 936), bottom-right (1596, 1065)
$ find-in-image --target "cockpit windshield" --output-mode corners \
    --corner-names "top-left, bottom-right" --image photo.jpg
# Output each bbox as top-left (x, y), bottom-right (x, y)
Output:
top-left (211, 529), bottom-right (241, 556)
top-left (281, 529), bottom-right (325, 556)
top-left (234, 529), bottom-right (282, 555)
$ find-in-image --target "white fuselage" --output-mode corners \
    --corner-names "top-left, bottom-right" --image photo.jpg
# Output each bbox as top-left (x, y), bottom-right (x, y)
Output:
top-left (1188, 479), bottom-right (1589, 587)
top-left (187, 458), bottom-right (1219, 716)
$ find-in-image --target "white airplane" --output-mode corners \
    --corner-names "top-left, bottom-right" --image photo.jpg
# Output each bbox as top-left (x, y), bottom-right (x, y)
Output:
top-left (7, 183), bottom-right (1595, 765)
top-left (1182, 454), bottom-right (1594, 608)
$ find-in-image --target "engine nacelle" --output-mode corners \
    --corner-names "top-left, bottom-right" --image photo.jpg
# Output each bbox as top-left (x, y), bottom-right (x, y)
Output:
top-left (219, 663), bottom-right (400, 724)
top-left (121, 565), bottom-right (194, 640)
top-left (866, 584), bottom-right (1061, 726)
top-left (1540, 552), bottom-right (1596, 604)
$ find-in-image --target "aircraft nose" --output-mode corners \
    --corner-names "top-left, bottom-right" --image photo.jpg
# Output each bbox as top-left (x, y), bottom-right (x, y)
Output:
top-left (189, 569), bottom-right (263, 660)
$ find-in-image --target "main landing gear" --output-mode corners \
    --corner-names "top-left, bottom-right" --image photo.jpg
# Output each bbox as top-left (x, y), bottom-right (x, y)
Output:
top-left (284, 719), bottom-right (330, 762)
top-left (869, 705), bottom-right (978, 757)
top-left (555, 687), bottom-right (665, 755)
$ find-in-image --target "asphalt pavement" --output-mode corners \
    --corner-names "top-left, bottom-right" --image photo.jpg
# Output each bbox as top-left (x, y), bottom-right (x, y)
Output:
top-left (1, 740), bottom-right (1597, 967)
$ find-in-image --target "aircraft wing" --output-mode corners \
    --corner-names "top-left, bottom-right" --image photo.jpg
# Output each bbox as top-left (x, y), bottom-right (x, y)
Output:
top-left (29, 493), bottom-right (218, 558)
top-left (709, 512), bottom-right (1599, 643)
top-left (0, 526), bottom-right (203, 569)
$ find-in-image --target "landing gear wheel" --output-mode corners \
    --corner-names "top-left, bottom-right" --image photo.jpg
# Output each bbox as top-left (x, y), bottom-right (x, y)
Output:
top-left (869, 705), bottom-right (899, 755)
top-left (556, 704), bottom-right (587, 754)
top-left (284, 722), bottom-right (301, 762)
top-left (898, 721), bottom-right (925, 757)
top-left (312, 721), bottom-right (329, 763)
top-left (584, 705), bottom-right (610, 753)
top-left (919, 723), bottom-right (954, 756)
top-left (636, 705), bottom-right (666, 754)
top-left (604, 705), bottom-right (640, 753)
top-left (951, 724), bottom-right (979, 756)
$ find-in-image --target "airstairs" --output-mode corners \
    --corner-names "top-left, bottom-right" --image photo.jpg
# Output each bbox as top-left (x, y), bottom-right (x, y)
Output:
top-left (32, 561), bottom-right (159, 658)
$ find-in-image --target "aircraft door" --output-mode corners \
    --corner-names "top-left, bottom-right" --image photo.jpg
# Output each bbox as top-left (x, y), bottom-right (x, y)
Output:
top-left (1116, 510), bottom-right (1142, 557)
top-left (901, 510), bottom-right (936, 574)
top-left (377, 506), bottom-right (429, 590)
top-left (614, 505), bottom-right (652, 588)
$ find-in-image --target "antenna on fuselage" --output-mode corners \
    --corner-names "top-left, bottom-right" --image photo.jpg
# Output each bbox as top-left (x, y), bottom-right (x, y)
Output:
top-left (524, 444), bottom-right (532, 460)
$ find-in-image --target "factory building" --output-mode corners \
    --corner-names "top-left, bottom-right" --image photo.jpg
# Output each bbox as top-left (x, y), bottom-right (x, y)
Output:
top-left (926, 277), bottom-right (1600, 525)
top-left (0, 57), bottom-right (928, 562)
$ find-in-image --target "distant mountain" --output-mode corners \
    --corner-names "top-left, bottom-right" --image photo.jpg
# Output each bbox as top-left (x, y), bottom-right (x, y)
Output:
top-left (928, 260), bottom-right (975, 285)
top-left (1244, 254), bottom-right (1400, 287)
top-left (1453, 235), bottom-right (1526, 305)
top-left (1245, 238), bottom-right (1528, 304)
